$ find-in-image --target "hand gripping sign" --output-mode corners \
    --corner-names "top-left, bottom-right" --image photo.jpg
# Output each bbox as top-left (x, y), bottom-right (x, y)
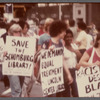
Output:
top-left (40, 47), bottom-right (65, 96)
top-left (76, 65), bottom-right (100, 97)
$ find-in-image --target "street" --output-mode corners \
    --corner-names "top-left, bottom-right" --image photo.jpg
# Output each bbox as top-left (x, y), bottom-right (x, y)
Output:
top-left (0, 80), bottom-right (43, 97)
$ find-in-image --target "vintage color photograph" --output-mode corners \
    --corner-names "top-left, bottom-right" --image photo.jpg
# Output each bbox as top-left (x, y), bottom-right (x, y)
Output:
top-left (0, 3), bottom-right (100, 97)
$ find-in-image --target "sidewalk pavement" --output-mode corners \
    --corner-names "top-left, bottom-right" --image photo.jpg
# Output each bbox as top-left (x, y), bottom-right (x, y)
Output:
top-left (0, 81), bottom-right (11, 97)
top-left (0, 81), bottom-right (43, 97)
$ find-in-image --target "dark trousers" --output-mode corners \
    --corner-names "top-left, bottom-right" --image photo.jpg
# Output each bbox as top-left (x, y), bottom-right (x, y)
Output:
top-left (62, 68), bottom-right (78, 97)
top-left (0, 64), bottom-right (10, 88)
top-left (19, 76), bottom-right (25, 88)
top-left (3, 75), bottom-right (10, 87)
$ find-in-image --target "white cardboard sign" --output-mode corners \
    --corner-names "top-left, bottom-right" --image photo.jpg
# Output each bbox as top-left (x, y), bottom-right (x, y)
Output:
top-left (40, 47), bottom-right (65, 96)
top-left (3, 36), bottom-right (36, 76)
top-left (76, 66), bottom-right (100, 97)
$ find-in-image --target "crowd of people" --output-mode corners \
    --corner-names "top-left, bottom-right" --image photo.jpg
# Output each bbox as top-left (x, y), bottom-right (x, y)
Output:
top-left (0, 17), bottom-right (100, 97)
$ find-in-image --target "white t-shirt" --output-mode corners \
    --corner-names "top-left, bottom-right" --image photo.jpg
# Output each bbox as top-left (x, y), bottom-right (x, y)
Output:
top-left (86, 34), bottom-right (93, 50)
top-left (76, 30), bottom-right (87, 49)
top-left (70, 26), bottom-right (78, 42)
top-left (64, 43), bottom-right (78, 69)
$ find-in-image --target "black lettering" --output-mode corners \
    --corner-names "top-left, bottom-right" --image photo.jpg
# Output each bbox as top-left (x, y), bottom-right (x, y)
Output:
top-left (42, 52), bottom-right (46, 59)
top-left (24, 41), bottom-right (28, 48)
top-left (17, 41), bottom-right (20, 47)
top-left (19, 63), bottom-right (22, 67)
top-left (88, 76), bottom-right (93, 82)
top-left (12, 39), bottom-right (16, 46)
top-left (8, 62), bottom-right (11, 67)
top-left (93, 74), bottom-right (100, 82)
top-left (57, 84), bottom-right (64, 91)
top-left (42, 71), bottom-right (48, 77)
top-left (41, 60), bottom-right (54, 69)
top-left (84, 68), bottom-right (89, 75)
top-left (48, 76), bottom-right (62, 85)
top-left (12, 40), bottom-right (29, 48)
top-left (28, 64), bottom-right (31, 69)
top-left (48, 51), bottom-right (51, 58)
top-left (55, 49), bottom-right (60, 56)
top-left (43, 88), bottom-right (48, 96)
top-left (85, 66), bottom-right (99, 75)
top-left (52, 50), bottom-right (55, 57)
top-left (5, 53), bottom-right (34, 62)
top-left (30, 56), bottom-right (34, 62)
top-left (91, 84), bottom-right (97, 91)
top-left (16, 62), bottom-right (18, 67)
top-left (13, 62), bottom-right (16, 68)
top-left (22, 62), bottom-right (25, 68)
top-left (25, 63), bottom-right (28, 68)
top-left (7, 61), bottom-right (30, 69)
top-left (20, 54), bottom-right (23, 61)
top-left (98, 82), bottom-right (100, 89)
top-left (93, 66), bottom-right (99, 74)
top-left (42, 67), bottom-right (62, 78)
top-left (85, 85), bottom-right (91, 93)
top-left (48, 86), bottom-right (55, 94)
top-left (5, 54), bottom-right (10, 60)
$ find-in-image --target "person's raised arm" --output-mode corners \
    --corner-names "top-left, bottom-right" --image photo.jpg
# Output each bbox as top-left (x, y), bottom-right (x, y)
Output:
top-left (77, 51), bottom-right (99, 69)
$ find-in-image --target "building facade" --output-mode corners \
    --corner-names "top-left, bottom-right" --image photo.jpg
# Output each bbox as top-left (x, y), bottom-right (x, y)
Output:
top-left (0, 3), bottom-right (100, 28)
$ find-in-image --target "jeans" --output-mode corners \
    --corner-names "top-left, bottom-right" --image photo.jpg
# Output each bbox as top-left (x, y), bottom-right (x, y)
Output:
top-left (21, 76), bottom-right (36, 97)
top-left (8, 75), bottom-right (21, 97)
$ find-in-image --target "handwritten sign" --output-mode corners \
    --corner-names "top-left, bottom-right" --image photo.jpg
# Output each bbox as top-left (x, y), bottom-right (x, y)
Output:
top-left (40, 47), bottom-right (65, 96)
top-left (76, 66), bottom-right (100, 97)
top-left (3, 36), bottom-right (36, 76)
top-left (0, 38), bottom-right (5, 63)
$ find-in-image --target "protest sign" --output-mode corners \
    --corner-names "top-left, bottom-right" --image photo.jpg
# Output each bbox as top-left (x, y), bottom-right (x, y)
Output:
top-left (3, 36), bottom-right (36, 76)
top-left (40, 47), bottom-right (65, 96)
top-left (76, 65), bottom-right (100, 97)
top-left (0, 38), bottom-right (5, 64)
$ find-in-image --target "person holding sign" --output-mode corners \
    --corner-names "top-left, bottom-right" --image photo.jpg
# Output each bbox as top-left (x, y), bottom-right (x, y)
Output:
top-left (62, 29), bottom-right (82, 97)
top-left (0, 21), bottom-right (11, 93)
top-left (18, 20), bottom-right (30, 87)
top-left (41, 20), bottom-right (73, 97)
top-left (76, 33), bottom-right (100, 97)
top-left (77, 33), bottom-right (100, 68)
top-left (21, 20), bottom-right (73, 97)
top-left (19, 20), bottom-right (37, 97)
top-left (6, 24), bottom-right (22, 97)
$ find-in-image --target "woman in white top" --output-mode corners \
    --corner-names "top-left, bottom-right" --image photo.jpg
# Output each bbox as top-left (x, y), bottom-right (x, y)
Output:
top-left (75, 21), bottom-right (87, 55)
top-left (63, 29), bottom-right (82, 97)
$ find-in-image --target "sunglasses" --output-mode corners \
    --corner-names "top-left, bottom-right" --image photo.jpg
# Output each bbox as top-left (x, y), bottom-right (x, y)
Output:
top-left (13, 30), bottom-right (21, 33)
